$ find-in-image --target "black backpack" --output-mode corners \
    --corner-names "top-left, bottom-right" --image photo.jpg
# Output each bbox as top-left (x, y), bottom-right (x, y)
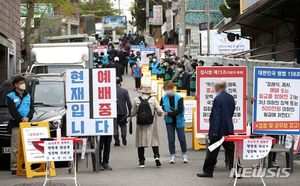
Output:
top-left (136, 96), bottom-right (154, 125)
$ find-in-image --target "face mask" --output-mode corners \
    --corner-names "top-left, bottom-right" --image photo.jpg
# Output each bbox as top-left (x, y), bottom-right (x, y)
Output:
top-left (19, 83), bottom-right (26, 90)
top-left (165, 89), bottom-right (173, 96)
top-left (153, 58), bottom-right (157, 61)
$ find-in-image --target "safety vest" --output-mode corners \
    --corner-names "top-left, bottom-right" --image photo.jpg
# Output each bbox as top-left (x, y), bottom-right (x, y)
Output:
top-left (132, 66), bottom-right (141, 78)
top-left (162, 93), bottom-right (185, 128)
top-left (177, 72), bottom-right (184, 89)
top-left (129, 56), bottom-right (136, 64)
top-left (7, 91), bottom-right (31, 119)
top-left (151, 62), bottom-right (161, 75)
top-left (101, 54), bottom-right (109, 65)
top-left (164, 67), bottom-right (172, 81)
top-left (190, 72), bottom-right (196, 90)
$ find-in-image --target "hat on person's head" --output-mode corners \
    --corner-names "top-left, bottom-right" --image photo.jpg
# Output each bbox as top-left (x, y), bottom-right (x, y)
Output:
top-left (114, 56), bottom-right (119, 61)
top-left (138, 84), bottom-right (152, 94)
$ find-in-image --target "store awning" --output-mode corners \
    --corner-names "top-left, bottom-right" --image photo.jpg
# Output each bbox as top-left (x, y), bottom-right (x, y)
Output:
top-left (217, 0), bottom-right (299, 35)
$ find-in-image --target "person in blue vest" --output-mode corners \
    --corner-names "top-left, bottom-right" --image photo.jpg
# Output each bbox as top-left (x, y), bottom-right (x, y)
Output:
top-left (7, 75), bottom-right (34, 175)
top-left (151, 56), bottom-right (161, 75)
top-left (100, 52), bottom-right (109, 65)
top-left (132, 62), bottom-right (142, 90)
top-left (160, 81), bottom-right (188, 164)
top-left (128, 52), bottom-right (136, 69)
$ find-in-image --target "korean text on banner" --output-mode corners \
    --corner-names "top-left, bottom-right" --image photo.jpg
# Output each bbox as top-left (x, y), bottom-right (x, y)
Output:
top-left (243, 138), bottom-right (272, 160)
top-left (66, 102), bottom-right (114, 136)
top-left (65, 69), bottom-right (115, 136)
top-left (196, 66), bottom-right (247, 135)
top-left (22, 127), bottom-right (48, 162)
top-left (153, 5), bottom-right (163, 25)
top-left (44, 140), bottom-right (74, 161)
top-left (92, 69), bottom-right (117, 119)
top-left (253, 67), bottom-right (300, 135)
top-left (66, 69), bottom-right (89, 103)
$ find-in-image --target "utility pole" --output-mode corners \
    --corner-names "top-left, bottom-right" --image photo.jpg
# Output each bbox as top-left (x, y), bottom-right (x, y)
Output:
top-left (178, 0), bottom-right (186, 57)
top-left (145, 0), bottom-right (150, 35)
top-left (207, 0), bottom-right (211, 55)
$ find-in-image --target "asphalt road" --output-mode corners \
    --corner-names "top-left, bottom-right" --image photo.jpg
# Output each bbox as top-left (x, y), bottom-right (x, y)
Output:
top-left (0, 74), bottom-right (299, 186)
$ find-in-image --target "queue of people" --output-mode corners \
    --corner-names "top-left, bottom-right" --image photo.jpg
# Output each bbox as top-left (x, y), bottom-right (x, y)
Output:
top-left (5, 34), bottom-right (246, 179)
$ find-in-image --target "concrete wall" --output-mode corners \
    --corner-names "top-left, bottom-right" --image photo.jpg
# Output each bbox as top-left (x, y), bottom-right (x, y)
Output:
top-left (0, 0), bottom-right (21, 82)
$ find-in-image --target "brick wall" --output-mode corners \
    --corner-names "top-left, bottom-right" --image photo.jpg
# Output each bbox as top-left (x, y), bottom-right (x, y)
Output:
top-left (0, 0), bottom-right (21, 75)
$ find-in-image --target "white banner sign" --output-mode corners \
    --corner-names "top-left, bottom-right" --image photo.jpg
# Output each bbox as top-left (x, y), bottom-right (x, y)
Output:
top-left (44, 140), bottom-right (74, 161)
top-left (23, 127), bottom-right (48, 162)
top-left (92, 69), bottom-right (117, 118)
top-left (200, 29), bottom-right (250, 55)
top-left (184, 99), bottom-right (197, 123)
top-left (66, 69), bottom-right (116, 136)
top-left (243, 138), bottom-right (272, 160)
top-left (153, 5), bottom-right (163, 25)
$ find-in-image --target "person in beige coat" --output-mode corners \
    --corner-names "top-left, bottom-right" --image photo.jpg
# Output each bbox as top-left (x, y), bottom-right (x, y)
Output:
top-left (131, 84), bottom-right (164, 168)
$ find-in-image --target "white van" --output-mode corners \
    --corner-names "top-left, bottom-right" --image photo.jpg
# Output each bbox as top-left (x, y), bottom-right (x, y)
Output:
top-left (29, 42), bottom-right (93, 74)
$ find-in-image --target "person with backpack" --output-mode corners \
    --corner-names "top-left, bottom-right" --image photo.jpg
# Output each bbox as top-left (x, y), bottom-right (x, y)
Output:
top-left (160, 81), bottom-right (188, 164)
top-left (131, 84), bottom-right (164, 168)
top-left (7, 75), bottom-right (34, 175)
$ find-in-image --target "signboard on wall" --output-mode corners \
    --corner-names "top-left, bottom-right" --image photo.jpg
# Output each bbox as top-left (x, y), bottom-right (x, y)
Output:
top-left (153, 5), bottom-right (163, 25)
top-left (253, 67), bottom-right (300, 135)
top-left (65, 69), bottom-right (116, 136)
top-left (141, 48), bottom-right (156, 65)
top-left (102, 16), bottom-right (127, 30)
top-left (196, 66), bottom-right (247, 135)
top-left (200, 29), bottom-right (250, 55)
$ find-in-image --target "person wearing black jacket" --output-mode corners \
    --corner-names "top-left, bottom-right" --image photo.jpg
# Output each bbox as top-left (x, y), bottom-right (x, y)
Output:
top-left (7, 75), bottom-right (34, 175)
top-left (197, 79), bottom-right (235, 178)
top-left (176, 64), bottom-right (189, 90)
top-left (114, 78), bottom-right (132, 146)
top-left (108, 57), bottom-right (124, 80)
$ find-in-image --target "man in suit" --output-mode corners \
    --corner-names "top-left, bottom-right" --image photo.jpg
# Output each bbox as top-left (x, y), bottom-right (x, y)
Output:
top-left (197, 79), bottom-right (235, 178)
top-left (114, 78), bottom-right (132, 146)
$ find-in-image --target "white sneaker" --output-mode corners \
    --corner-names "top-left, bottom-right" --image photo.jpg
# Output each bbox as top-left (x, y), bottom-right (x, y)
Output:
top-left (183, 154), bottom-right (188, 163)
top-left (169, 155), bottom-right (175, 164)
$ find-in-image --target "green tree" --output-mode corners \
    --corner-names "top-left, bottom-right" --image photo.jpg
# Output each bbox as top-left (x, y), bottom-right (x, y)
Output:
top-left (219, 0), bottom-right (240, 18)
top-left (21, 0), bottom-right (77, 71)
top-left (79, 0), bottom-right (119, 19)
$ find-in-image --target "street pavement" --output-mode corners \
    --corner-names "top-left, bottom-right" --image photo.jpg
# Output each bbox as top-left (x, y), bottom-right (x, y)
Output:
top-left (0, 74), bottom-right (299, 186)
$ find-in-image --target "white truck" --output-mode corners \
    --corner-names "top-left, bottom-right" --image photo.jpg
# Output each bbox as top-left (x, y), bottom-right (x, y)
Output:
top-left (29, 42), bottom-right (93, 74)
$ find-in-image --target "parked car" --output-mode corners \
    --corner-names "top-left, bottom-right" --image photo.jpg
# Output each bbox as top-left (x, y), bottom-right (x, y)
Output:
top-left (0, 73), bottom-right (66, 169)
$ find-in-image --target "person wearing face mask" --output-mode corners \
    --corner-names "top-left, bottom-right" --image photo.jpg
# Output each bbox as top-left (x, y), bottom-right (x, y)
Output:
top-left (176, 64), bottom-right (189, 90)
top-left (151, 57), bottom-right (161, 75)
top-left (7, 75), bottom-right (34, 175)
top-left (189, 63), bottom-right (198, 96)
top-left (197, 79), bottom-right (235, 178)
top-left (164, 61), bottom-right (174, 81)
top-left (160, 81), bottom-right (188, 164)
top-left (132, 62), bottom-right (142, 90)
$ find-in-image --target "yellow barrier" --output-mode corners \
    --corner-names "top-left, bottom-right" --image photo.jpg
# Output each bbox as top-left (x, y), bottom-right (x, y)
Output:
top-left (184, 96), bottom-right (196, 132)
top-left (192, 109), bottom-right (206, 150)
top-left (17, 122), bottom-right (56, 178)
